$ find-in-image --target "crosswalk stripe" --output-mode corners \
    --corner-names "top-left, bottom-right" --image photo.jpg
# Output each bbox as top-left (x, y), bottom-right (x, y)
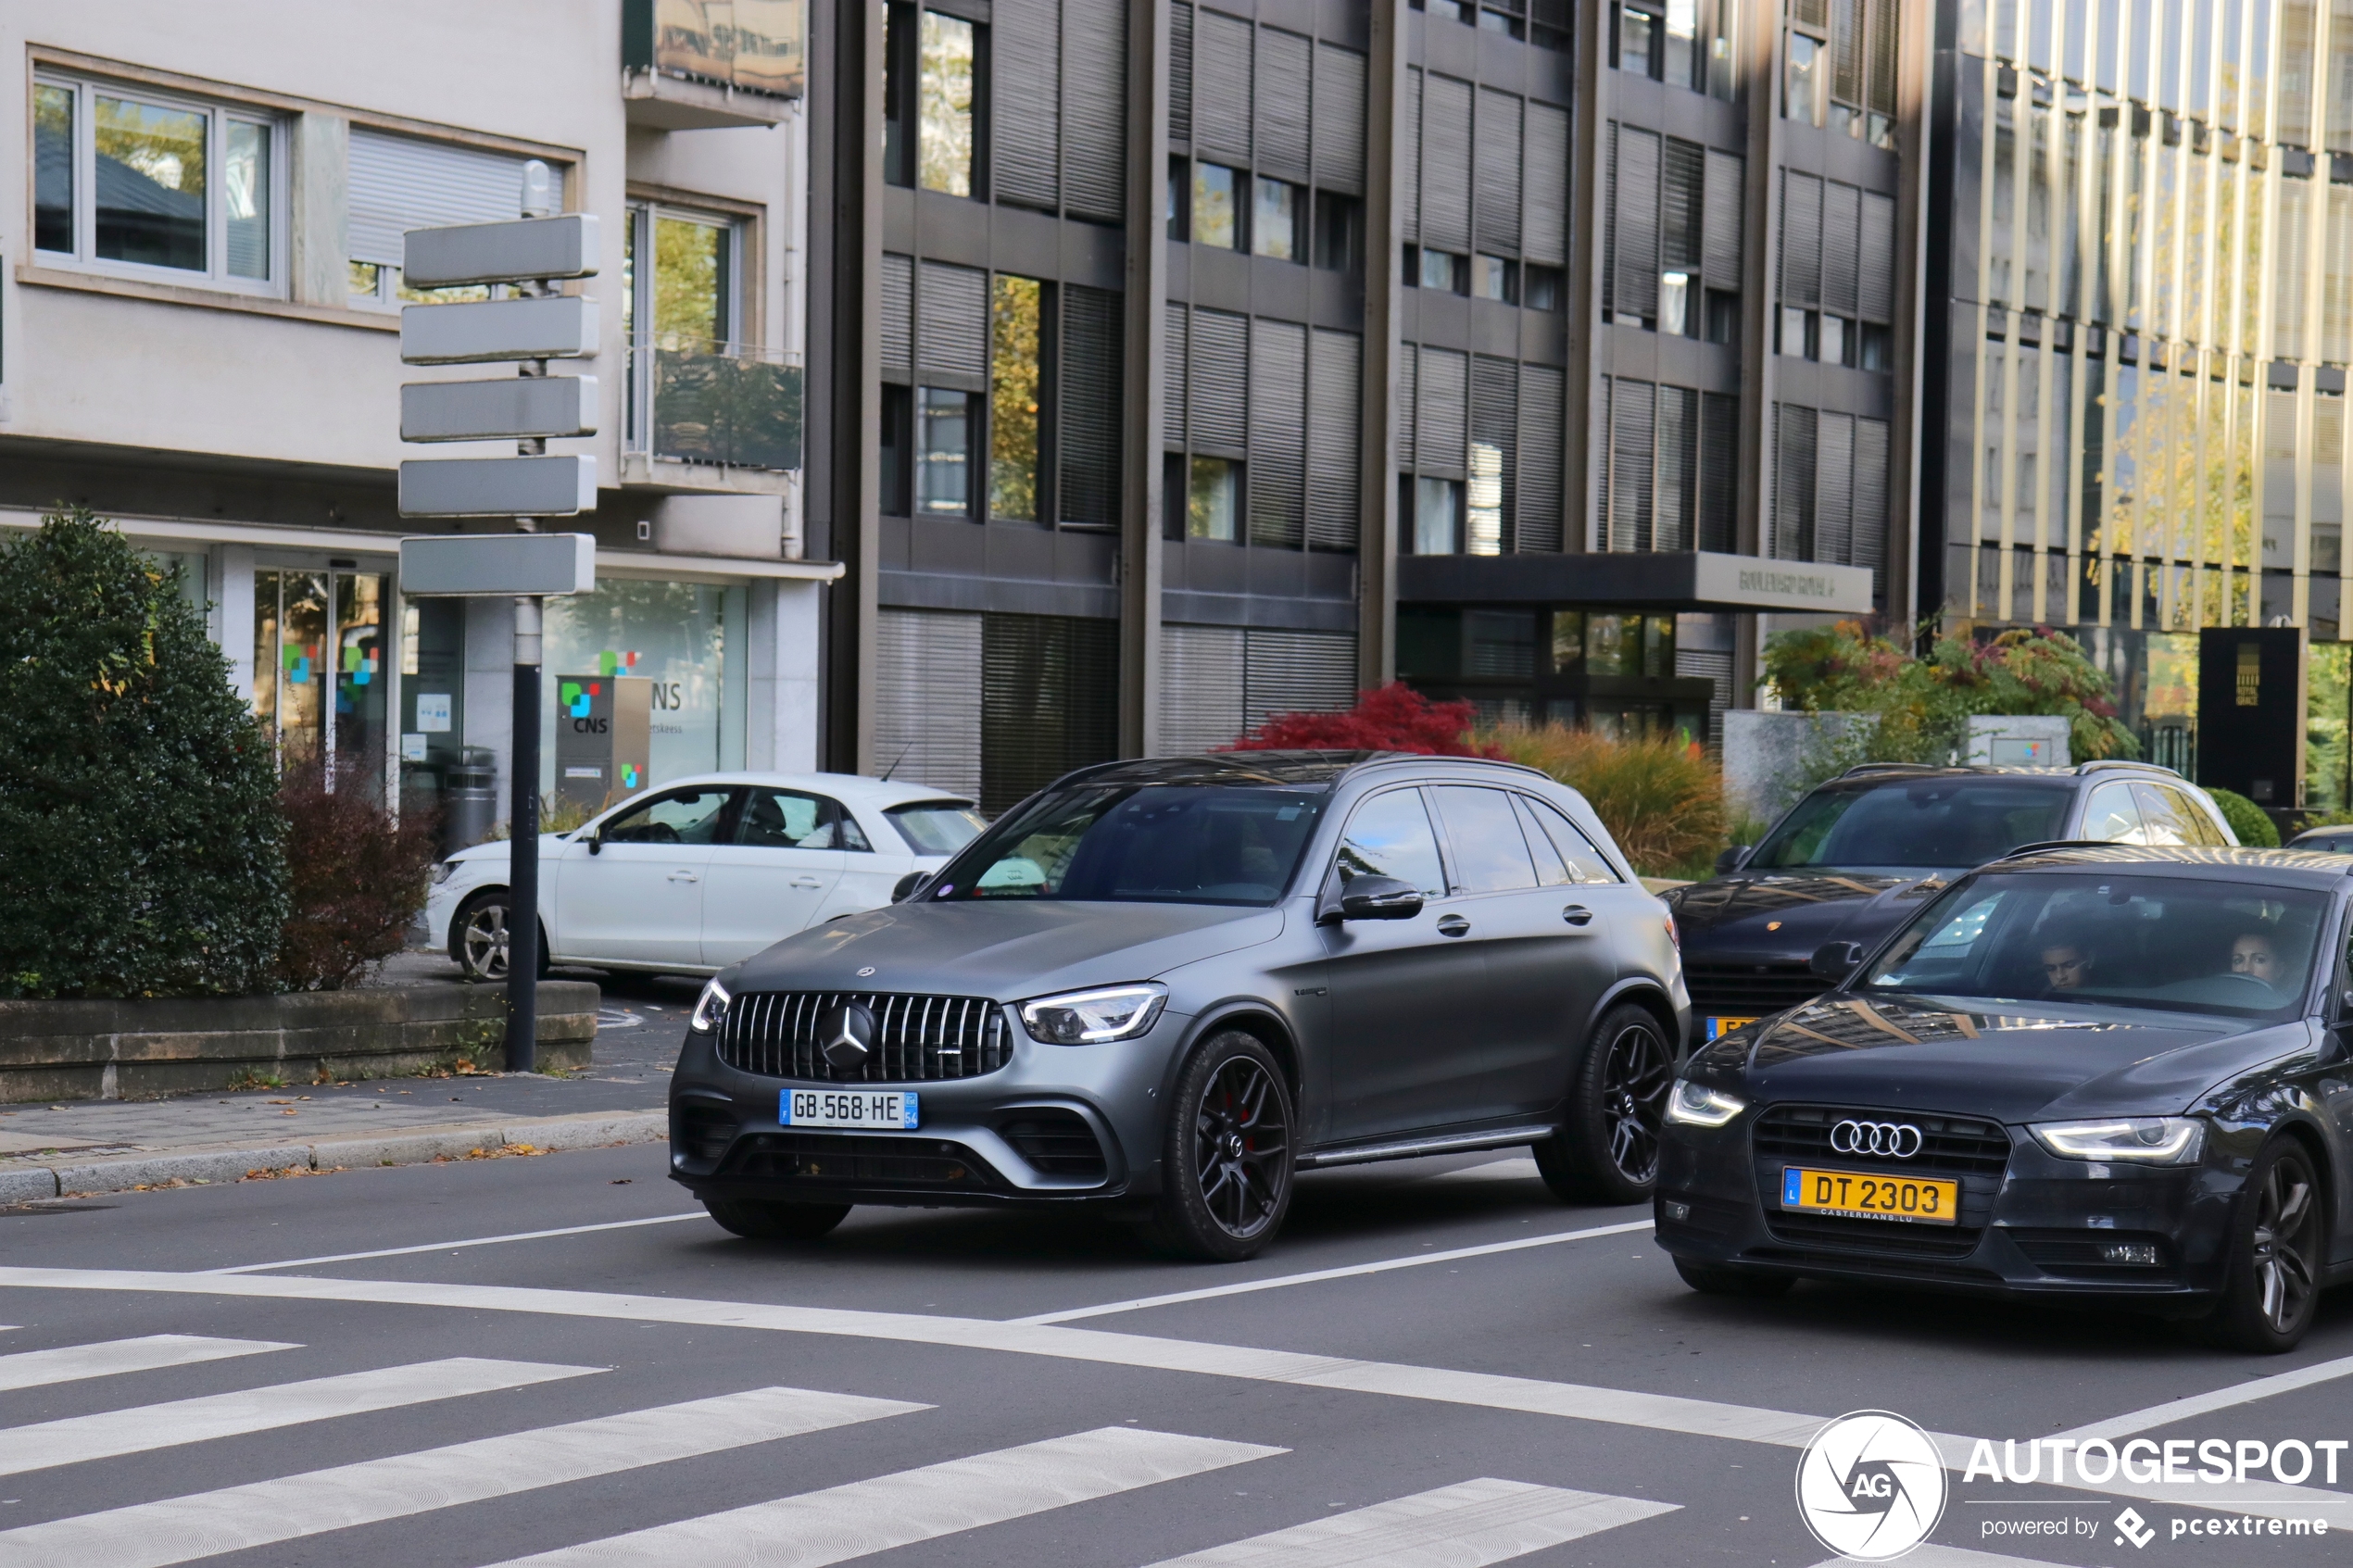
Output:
top-left (0, 1335), bottom-right (296, 1392)
top-left (0, 1385), bottom-right (925, 1568)
top-left (0, 1356), bottom-right (598, 1476)
top-left (484, 1425), bottom-right (1286, 1568)
top-left (1144, 1478), bottom-right (1680, 1566)
top-left (1811, 1549), bottom-right (2070, 1568)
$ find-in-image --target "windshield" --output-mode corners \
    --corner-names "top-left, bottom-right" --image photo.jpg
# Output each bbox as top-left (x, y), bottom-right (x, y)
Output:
top-left (1749, 779), bottom-right (2070, 871)
top-left (886, 800), bottom-right (988, 855)
top-left (927, 785), bottom-right (1327, 906)
top-left (1863, 870), bottom-right (2328, 1021)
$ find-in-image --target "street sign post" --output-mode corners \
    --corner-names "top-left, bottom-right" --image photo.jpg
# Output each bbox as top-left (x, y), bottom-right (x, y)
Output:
top-left (396, 175), bottom-right (599, 1072)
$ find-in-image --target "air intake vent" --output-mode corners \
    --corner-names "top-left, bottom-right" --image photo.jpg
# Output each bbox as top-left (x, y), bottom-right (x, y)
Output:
top-left (1000, 1110), bottom-right (1107, 1180)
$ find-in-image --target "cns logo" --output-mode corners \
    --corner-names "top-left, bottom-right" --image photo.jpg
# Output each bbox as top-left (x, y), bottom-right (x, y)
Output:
top-left (1794, 1410), bottom-right (1948, 1562)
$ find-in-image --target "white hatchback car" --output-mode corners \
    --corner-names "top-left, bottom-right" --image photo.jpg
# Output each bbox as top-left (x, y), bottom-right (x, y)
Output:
top-left (424, 772), bottom-right (987, 980)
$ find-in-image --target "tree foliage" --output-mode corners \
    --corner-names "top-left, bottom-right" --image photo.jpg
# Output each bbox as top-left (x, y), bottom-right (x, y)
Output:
top-left (0, 510), bottom-right (288, 997)
top-left (1224, 683), bottom-right (1501, 757)
top-left (1480, 723), bottom-right (1726, 877)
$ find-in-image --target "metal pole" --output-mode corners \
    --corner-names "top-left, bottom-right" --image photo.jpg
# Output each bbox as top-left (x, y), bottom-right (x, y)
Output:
top-left (507, 590), bottom-right (542, 1071)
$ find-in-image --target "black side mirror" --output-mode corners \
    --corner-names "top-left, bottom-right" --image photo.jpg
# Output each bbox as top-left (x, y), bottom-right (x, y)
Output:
top-left (586, 831), bottom-right (602, 856)
top-left (1810, 939), bottom-right (1867, 982)
top-left (1339, 875), bottom-right (1425, 922)
top-left (891, 871), bottom-right (929, 903)
top-left (1716, 845), bottom-right (1754, 876)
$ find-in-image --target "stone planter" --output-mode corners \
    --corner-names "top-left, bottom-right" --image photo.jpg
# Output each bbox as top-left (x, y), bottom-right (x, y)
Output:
top-left (0, 981), bottom-right (598, 1104)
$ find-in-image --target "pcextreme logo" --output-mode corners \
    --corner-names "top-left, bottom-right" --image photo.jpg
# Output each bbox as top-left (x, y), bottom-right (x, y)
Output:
top-left (1794, 1410), bottom-right (1948, 1561)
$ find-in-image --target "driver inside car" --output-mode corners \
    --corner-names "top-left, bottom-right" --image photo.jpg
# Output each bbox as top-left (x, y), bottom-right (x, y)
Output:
top-left (2229, 930), bottom-right (2282, 988)
top-left (2038, 939), bottom-right (2096, 994)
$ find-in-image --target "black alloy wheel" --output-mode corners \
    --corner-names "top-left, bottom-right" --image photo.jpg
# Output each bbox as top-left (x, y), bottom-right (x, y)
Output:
top-left (2203, 1139), bottom-right (2325, 1353)
top-left (1535, 1004), bottom-right (1675, 1206)
top-left (702, 1198), bottom-right (853, 1241)
top-left (1146, 1030), bottom-right (1296, 1261)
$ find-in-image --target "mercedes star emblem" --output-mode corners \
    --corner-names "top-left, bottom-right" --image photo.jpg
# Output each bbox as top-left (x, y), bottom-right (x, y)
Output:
top-left (819, 1000), bottom-right (876, 1072)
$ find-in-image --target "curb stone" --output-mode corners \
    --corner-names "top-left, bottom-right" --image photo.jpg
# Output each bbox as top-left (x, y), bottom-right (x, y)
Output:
top-left (1, 1110), bottom-right (669, 1198)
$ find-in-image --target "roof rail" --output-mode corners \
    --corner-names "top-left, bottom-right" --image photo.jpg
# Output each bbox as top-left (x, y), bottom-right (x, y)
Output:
top-left (1992, 839), bottom-right (2127, 860)
top-left (1836, 762), bottom-right (1949, 779)
top-left (2075, 759), bottom-right (2179, 778)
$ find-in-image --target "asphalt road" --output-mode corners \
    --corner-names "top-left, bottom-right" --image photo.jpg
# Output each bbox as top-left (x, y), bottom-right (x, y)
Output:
top-left (2, 1120), bottom-right (2349, 1568)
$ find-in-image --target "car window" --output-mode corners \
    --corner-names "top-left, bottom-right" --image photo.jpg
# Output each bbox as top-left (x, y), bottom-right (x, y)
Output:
top-left (886, 799), bottom-right (988, 855)
top-left (932, 784), bottom-right (1326, 905)
top-left (599, 788), bottom-right (734, 847)
top-left (1334, 788), bottom-right (1447, 897)
top-left (1430, 785), bottom-right (1539, 895)
top-left (2171, 789), bottom-right (2228, 847)
top-left (735, 788), bottom-right (872, 851)
top-left (2080, 783), bottom-right (2143, 844)
top-left (1513, 796), bottom-right (1576, 886)
top-left (2130, 784), bottom-right (2196, 847)
top-left (1748, 779), bottom-right (2071, 869)
top-left (1519, 795), bottom-right (1620, 883)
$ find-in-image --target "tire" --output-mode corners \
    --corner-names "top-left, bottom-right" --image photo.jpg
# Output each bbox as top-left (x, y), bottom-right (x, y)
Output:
top-left (703, 1198), bottom-right (852, 1240)
top-left (2198, 1138), bottom-right (2326, 1353)
top-left (1674, 1256), bottom-right (1796, 1298)
top-left (1532, 1004), bottom-right (1676, 1206)
top-left (1144, 1031), bottom-right (1296, 1261)
top-left (449, 890), bottom-right (550, 982)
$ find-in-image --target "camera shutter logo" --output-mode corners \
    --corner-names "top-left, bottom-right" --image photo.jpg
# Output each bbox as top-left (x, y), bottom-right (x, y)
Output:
top-left (1831, 1120), bottom-right (1923, 1159)
top-left (1794, 1410), bottom-right (1947, 1561)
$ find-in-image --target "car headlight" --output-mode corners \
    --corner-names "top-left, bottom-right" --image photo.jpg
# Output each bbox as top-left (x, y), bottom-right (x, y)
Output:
top-left (689, 978), bottom-right (731, 1034)
top-left (430, 861), bottom-right (457, 885)
top-left (1019, 984), bottom-right (1167, 1045)
top-left (1664, 1079), bottom-right (1747, 1128)
top-left (2030, 1116), bottom-right (2205, 1165)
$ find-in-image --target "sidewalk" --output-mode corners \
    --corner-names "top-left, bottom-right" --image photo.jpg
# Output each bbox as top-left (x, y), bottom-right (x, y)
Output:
top-left (0, 953), bottom-right (689, 1203)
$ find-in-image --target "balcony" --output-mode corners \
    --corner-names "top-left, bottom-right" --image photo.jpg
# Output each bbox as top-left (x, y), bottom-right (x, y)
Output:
top-left (623, 337), bottom-right (803, 494)
top-left (623, 0), bottom-right (803, 129)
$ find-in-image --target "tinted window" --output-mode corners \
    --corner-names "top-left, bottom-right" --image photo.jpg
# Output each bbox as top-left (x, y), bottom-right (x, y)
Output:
top-left (2168, 788), bottom-right (2228, 847)
top-left (1334, 789), bottom-right (1447, 897)
top-left (1520, 795), bottom-right (1620, 882)
top-left (887, 799), bottom-right (988, 854)
top-left (932, 785), bottom-right (1324, 904)
top-left (1865, 871), bottom-right (2328, 1022)
top-left (2080, 783), bottom-right (2143, 843)
top-left (1748, 779), bottom-right (2071, 870)
top-left (736, 789), bottom-right (870, 851)
top-left (600, 788), bottom-right (734, 846)
top-left (1514, 795), bottom-right (1576, 885)
top-left (1431, 786), bottom-right (1539, 894)
top-left (2130, 784), bottom-right (2196, 847)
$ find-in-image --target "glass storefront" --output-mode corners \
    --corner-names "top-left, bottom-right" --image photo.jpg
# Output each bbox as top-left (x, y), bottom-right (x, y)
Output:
top-left (252, 567), bottom-right (387, 796)
top-left (540, 578), bottom-right (743, 802)
top-left (1399, 603), bottom-right (1711, 747)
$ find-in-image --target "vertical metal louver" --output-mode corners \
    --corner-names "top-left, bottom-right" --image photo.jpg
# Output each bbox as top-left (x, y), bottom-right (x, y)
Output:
top-left (1059, 284), bottom-right (1124, 525)
top-left (1662, 137), bottom-right (1705, 270)
top-left (1608, 379), bottom-right (1655, 551)
top-left (1397, 342), bottom-right (1419, 468)
top-left (1419, 74), bottom-right (1474, 255)
top-left (1859, 191), bottom-right (1896, 322)
top-left (1780, 172), bottom-right (1823, 309)
top-left (881, 253), bottom-right (913, 372)
top-left (1775, 404), bottom-right (1818, 560)
top-left (1655, 385), bottom-right (1697, 552)
top-left (1791, 0), bottom-right (1828, 26)
top-left (1254, 27), bottom-right (1311, 183)
top-left (1816, 411), bottom-right (1855, 564)
top-left (1306, 328), bottom-right (1362, 549)
top-left (981, 614), bottom-right (1120, 813)
top-left (1613, 125), bottom-right (1661, 320)
top-left (1853, 417), bottom-right (1890, 583)
top-left (1248, 319), bottom-right (1306, 547)
top-left (1697, 392), bottom-right (1739, 553)
top-left (1402, 68), bottom-right (1424, 245)
top-left (1702, 147), bottom-right (1745, 291)
top-left (1474, 88), bottom-right (1523, 256)
top-left (1516, 363), bottom-right (1564, 552)
top-left (1063, 0), bottom-right (1127, 222)
top-left (1194, 9), bottom-right (1254, 166)
top-left (1164, 302), bottom-right (1189, 448)
top-left (1243, 629), bottom-right (1357, 730)
top-left (917, 262), bottom-right (989, 377)
top-left (1416, 346), bottom-right (1467, 474)
top-left (1820, 180), bottom-right (1860, 317)
top-left (1601, 122), bottom-right (1617, 315)
top-left (1831, 0), bottom-right (1865, 107)
top-left (1522, 100), bottom-right (1569, 267)
top-left (1169, 1), bottom-right (1195, 143)
top-left (1867, 0), bottom-right (1898, 115)
top-left (1188, 308), bottom-right (1249, 451)
top-left (875, 609), bottom-right (984, 801)
top-left (1313, 44), bottom-right (1367, 194)
top-left (1161, 624), bottom-right (1247, 753)
top-left (993, 0), bottom-right (1062, 211)
top-left (1470, 354), bottom-right (1517, 549)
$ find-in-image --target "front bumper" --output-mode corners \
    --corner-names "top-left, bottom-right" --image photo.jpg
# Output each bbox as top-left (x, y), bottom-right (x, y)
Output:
top-left (665, 1008), bottom-right (1189, 1210)
top-left (1655, 1110), bottom-right (2241, 1306)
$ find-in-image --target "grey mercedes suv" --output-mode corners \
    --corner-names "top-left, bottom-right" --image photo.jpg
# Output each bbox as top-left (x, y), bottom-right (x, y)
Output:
top-left (669, 751), bottom-right (1690, 1260)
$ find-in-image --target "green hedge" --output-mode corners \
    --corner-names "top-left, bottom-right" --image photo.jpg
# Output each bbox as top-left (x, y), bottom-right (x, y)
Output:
top-left (2207, 788), bottom-right (2281, 848)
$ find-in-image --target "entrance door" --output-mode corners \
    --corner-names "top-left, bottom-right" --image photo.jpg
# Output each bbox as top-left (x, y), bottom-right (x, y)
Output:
top-left (253, 567), bottom-right (388, 796)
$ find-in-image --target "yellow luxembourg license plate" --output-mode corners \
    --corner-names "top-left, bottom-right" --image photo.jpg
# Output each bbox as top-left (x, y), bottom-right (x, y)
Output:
top-left (1781, 1167), bottom-right (1960, 1226)
top-left (1705, 1016), bottom-right (1755, 1040)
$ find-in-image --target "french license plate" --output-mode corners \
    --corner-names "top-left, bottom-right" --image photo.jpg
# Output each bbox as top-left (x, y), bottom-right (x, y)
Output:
top-left (781, 1089), bottom-right (919, 1130)
top-left (1705, 1015), bottom-right (1755, 1040)
top-left (1780, 1166), bottom-right (1959, 1226)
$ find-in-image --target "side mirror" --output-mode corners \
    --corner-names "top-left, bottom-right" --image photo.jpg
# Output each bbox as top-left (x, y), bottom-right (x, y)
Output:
top-left (1339, 875), bottom-right (1425, 922)
top-left (585, 831), bottom-right (602, 856)
top-left (891, 871), bottom-right (929, 903)
top-left (1716, 845), bottom-right (1754, 875)
top-left (1810, 939), bottom-right (1867, 983)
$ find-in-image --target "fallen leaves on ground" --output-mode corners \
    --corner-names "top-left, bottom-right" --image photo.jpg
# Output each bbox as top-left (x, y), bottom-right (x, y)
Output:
top-left (240, 1164), bottom-right (344, 1182)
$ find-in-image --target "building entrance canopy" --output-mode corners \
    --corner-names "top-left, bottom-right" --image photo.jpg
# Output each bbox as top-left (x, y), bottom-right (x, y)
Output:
top-left (1398, 551), bottom-right (1875, 616)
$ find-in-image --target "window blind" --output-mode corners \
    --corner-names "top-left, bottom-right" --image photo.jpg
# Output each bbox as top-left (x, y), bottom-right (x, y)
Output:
top-left (1473, 88), bottom-right (1523, 256)
top-left (1775, 404), bottom-right (1818, 559)
top-left (1867, 0), bottom-right (1898, 115)
top-left (1613, 125), bottom-right (1661, 319)
top-left (1248, 318), bottom-right (1306, 546)
top-left (1608, 379), bottom-right (1655, 551)
top-left (1420, 73), bottom-right (1474, 255)
top-left (347, 127), bottom-right (526, 267)
top-left (1656, 384), bottom-right (1697, 551)
top-left (1516, 363), bottom-right (1564, 551)
top-left (981, 614), bottom-right (1119, 813)
top-left (1194, 9), bottom-right (1254, 166)
top-left (1859, 190), bottom-right (1896, 322)
top-left (1821, 180), bottom-right (1860, 316)
top-left (1697, 392), bottom-right (1738, 552)
top-left (1853, 415), bottom-right (1890, 583)
top-left (1313, 44), bottom-right (1367, 194)
top-left (1780, 170), bottom-right (1823, 308)
top-left (1702, 147), bottom-right (1744, 291)
top-left (1169, 1), bottom-right (1195, 143)
top-left (875, 609), bottom-right (984, 801)
top-left (1162, 624), bottom-right (1246, 753)
top-left (1416, 345), bottom-right (1467, 474)
top-left (1244, 629), bottom-right (1356, 729)
top-left (1397, 341), bottom-right (1418, 468)
top-left (1254, 27), bottom-right (1312, 183)
top-left (881, 252), bottom-right (913, 372)
top-left (1662, 136), bottom-right (1705, 270)
top-left (1164, 302), bottom-right (1189, 448)
top-left (1402, 68), bottom-right (1424, 245)
top-left (1831, 0), bottom-right (1865, 107)
top-left (1817, 410), bottom-right (1855, 563)
top-left (1307, 328), bottom-right (1361, 549)
top-left (917, 261), bottom-right (990, 377)
top-left (1059, 283), bottom-right (1124, 525)
top-left (1189, 307), bottom-right (1249, 451)
top-left (1063, 0), bottom-right (1127, 221)
top-left (993, 0), bottom-right (1062, 211)
top-left (1522, 100), bottom-right (1569, 267)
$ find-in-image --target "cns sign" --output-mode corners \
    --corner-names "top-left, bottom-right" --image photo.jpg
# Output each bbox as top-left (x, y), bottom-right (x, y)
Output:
top-left (553, 674), bottom-right (650, 813)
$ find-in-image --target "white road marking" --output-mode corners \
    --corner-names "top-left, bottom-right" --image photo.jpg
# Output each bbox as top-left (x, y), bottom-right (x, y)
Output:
top-left (0, 1335), bottom-right (295, 1392)
top-left (2048, 1349), bottom-right (2353, 1444)
top-left (1143, 1478), bottom-right (1678, 1566)
top-left (1015, 1219), bottom-right (1656, 1323)
top-left (481, 1425), bottom-right (1284, 1568)
top-left (0, 1355), bottom-right (597, 1476)
top-left (0, 1385), bottom-right (924, 1568)
top-left (206, 1212), bottom-right (708, 1273)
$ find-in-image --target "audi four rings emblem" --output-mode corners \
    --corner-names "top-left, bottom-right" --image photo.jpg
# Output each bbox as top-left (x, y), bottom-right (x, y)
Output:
top-left (1831, 1119), bottom-right (1924, 1158)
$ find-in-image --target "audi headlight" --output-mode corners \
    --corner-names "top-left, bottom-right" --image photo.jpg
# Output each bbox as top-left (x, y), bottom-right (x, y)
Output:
top-left (2031, 1116), bottom-right (2205, 1165)
top-left (1019, 984), bottom-right (1167, 1045)
top-left (1664, 1079), bottom-right (1747, 1128)
top-left (430, 861), bottom-right (457, 885)
top-left (689, 978), bottom-right (731, 1034)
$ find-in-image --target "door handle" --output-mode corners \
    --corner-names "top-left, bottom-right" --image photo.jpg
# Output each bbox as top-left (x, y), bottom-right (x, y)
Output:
top-left (1437, 914), bottom-right (1471, 937)
top-left (668, 870), bottom-right (699, 883)
top-left (788, 875), bottom-right (824, 889)
top-left (1562, 904), bottom-right (1593, 926)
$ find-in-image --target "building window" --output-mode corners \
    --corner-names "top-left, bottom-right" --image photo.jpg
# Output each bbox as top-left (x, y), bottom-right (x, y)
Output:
top-left (1413, 247), bottom-right (1468, 294)
top-left (1618, 5), bottom-right (1659, 76)
top-left (1252, 178), bottom-right (1301, 262)
top-left (1785, 29), bottom-right (1827, 126)
top-left (1659, 269), bottom-right (1691, 332)
top-left (1524, 264), bottom-right (1564, 311)
top-left (621, 203), bottom-right (750, 458)
top-left (346, 128), bottom-right (538, 307)
top-left (1475, 255), bottom-right (1518, 303)
top-left (919, 9), bottom-right (979, 197)
top-left (917, 388), bottom-right (975, 514)
top-left (1189, 456), bottom-right (1241, 540)
top-left (990, 275), bottom-right (1044, 521)
top-left (1194, 162), bottom-right (1243, 249)
top-left (881, 384), bottom-right (913, 515)
top-left (1166, 156), bottom-right (1190, 240)
top-left (1314, 193), bottom-right (1362, 272)
top-left (1414, 476), bottom-right (1464, 553)
top-left (33, 74), bottom-right (282, 291)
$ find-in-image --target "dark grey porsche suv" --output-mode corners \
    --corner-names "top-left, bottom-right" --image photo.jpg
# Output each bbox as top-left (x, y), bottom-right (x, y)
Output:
top-left (669, 751), bottom-right (1690, 1259)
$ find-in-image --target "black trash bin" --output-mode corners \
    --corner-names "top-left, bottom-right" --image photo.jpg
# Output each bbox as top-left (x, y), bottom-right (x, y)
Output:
top-left (443, 747), bottom-right (499, 856)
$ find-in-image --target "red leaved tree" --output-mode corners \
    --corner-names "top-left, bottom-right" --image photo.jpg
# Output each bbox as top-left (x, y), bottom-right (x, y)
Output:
top-left (1223, 683), bottom-right (1499, 757)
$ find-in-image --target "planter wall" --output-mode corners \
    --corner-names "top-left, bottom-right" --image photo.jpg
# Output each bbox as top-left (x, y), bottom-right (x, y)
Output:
top-left (0, 981), bottom-right (598, 1104)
